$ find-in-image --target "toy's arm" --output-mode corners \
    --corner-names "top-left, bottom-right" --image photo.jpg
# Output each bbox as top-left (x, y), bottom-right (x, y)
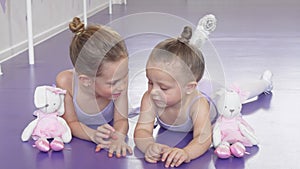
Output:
top-left (21, 119), bottom-right (38, 141)
top-left (58, 117), bottom-right (72, 143)
top-left (212, 122), bottom-right (222, 147)
top-left (239, 123), bottom-right (259, 145)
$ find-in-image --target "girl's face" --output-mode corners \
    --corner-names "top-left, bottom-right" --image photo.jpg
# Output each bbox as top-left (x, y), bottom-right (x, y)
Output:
top-left (146, 61), bottom-right (185, 108)
top-left (93, 57), bottom-right (128, 100)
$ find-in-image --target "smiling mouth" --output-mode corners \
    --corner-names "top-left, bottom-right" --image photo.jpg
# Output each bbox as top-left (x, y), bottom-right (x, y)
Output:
top-left (153, 99), bottom-right (166, 106)
top-left (112, 93), bottom-right (121, 98)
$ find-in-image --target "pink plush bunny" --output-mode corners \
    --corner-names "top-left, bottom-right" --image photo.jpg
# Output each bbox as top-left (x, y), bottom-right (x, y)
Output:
top-left (213, 89), bottom-right (259, 159)
top-left (21, 85), bottom-right (72, 152)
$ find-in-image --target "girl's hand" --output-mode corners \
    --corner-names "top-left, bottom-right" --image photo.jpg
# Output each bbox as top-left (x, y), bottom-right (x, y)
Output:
top-left (145, 143), bottom-right (170, 163)
top-left (107, 132), bottom-right (132, 158)
top-left (92, 124), bottom-right (117, 145)
top-left (96, 132), bottom-right (132, 158)
top-left (161, 148), bottom-right (191, 168)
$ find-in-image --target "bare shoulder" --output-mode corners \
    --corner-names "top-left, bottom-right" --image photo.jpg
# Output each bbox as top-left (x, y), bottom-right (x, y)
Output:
top-left (140, 91), bottom-right (151, 108)
top-left (56, 69), bottom-right (73, 94)
top-left (139, 91), bottom-right (156, 117)
top-left (136, 90), bottom-right (156, 127)
top-left (190, 95), bottom-right (210, 119)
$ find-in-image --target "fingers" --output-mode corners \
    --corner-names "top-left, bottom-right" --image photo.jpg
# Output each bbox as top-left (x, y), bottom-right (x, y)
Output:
top-left (161, 149), bottom-right (171, 162)
top-left (173, 155), bottom-right (186, 167)
top-left (95, 144), bottom-right (102, 152)
top-left (144, 143), bottom-right (165, 163)
top-left (102, 124), bottom-right (116, 132)
top-left (108, 144), bottom-right (117, 158)
top-left (164, 151), bottom-right (176, 168)
top-left (93, 124), bottom-right (117, 144)
top-left (159, 144), bottom-right (170, 153)
top-left (95, 132), bottom-right (111, 139)
top-left (95, 144), bottom-right (110, 152)
top-left (145, 155), bottom-right (159, 163)
top-left (108, 143), bottom-right (132, 158)
top-left (145, 149), bottom-right (161, 163)
top-left (162, 149), bottom-right (189, 168)
top-left (122, 145), bottom-right (133, 156)
top-left (165, 156), bottom-right (176, 167)
top-left (93, 136), bottom-right (112, 145)
top-left (97, 124), bottom-right (116, 137)
top-left (121, 145), bottom-right (127, 157)
top-left (94, 125), bottom-right (132, 158)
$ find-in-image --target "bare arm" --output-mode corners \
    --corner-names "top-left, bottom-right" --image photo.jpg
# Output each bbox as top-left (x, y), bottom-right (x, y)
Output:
top-left (56, 70), bottom-right (97, 142)
top-left (134, 92), bottom-right (170, 163)
top-left (134, 91), bottom-right (156, 153)
top-left (112, 89), bottom-right (129, 137)
top-left (183, 97), bottom-right (212, 160)
top-left (96, 89), bottom-right (133, 157)
top-left (161, 97), bottom-right (212, 168)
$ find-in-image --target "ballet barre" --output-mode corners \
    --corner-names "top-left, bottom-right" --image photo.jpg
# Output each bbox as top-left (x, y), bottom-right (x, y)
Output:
top-left (23, 0), bottom-right (127, 70)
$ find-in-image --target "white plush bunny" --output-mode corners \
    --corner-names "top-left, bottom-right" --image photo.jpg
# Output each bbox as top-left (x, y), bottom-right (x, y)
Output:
top-left (213, 89), bottom-right (259, 159)
top-left (21, 85), bottom-right (72, 152)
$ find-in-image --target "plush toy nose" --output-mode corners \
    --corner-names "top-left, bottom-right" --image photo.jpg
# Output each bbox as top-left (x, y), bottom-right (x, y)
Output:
top-left (229, 109), bottom-right (234, 113)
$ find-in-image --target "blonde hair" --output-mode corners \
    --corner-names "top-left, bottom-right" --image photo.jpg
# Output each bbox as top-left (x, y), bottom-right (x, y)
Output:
top-left (69, 17), bottom-right (128, 77)
top-left (148, 26), bottom-right (205, 82)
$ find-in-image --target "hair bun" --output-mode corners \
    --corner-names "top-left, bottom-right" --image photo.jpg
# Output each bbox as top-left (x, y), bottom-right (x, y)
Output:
top-left (69, 17), bottom-right (85, 35)
top-left (178, 26), bottom-right (192, 43)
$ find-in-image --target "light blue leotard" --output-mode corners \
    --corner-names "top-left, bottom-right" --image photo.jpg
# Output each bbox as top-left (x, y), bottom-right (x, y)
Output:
top-left (156, 92), bottom-right (217, 132)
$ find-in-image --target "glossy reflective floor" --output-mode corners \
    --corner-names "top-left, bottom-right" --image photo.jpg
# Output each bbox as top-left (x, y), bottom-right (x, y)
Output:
top-left (1, 0), bottom-right (299, 168)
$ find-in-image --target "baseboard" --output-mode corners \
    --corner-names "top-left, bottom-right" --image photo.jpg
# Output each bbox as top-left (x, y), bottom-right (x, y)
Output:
top-left (113, 0), bottom-right (126, 4)
top-left (0, 2), bottom-right (108, 64)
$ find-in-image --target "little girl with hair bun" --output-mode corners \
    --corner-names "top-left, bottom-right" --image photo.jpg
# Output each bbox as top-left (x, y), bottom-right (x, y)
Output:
top-left (134, 25), bottom-right (273, 167)
top-left (56, 17), bottom-right (132, 158)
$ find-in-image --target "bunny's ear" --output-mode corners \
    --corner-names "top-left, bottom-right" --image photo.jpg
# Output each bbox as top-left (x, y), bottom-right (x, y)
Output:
top-left (57, 94), bottom-right (65, 116)
top-left (229, 83), bottom-right (250, 103)
top-left (213, 88), bottom-right (226, 107)
top-left (214, 88), bottom-right (225, 98)
top-left (34, 86), bottom-right (48, 108)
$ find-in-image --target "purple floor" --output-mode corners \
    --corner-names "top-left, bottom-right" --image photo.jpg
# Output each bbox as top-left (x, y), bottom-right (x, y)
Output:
top-left (1, 0), bottom-right (300, 168)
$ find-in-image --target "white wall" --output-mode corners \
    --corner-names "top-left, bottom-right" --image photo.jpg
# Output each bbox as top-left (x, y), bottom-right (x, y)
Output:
top-left (0, 0), bottom-right (109, 63)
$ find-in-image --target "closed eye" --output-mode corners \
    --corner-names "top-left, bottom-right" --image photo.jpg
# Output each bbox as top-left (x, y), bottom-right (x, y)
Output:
top-left (110, 81), bottom-right (118, 85)
top-left (160, 87), bottom-right (168, 91)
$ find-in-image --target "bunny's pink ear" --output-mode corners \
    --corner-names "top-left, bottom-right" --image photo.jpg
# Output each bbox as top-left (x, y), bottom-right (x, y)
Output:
top-left (46, 86), bottom-right (66, 95)
top-left (229, 83), bottom-right (250, 103)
